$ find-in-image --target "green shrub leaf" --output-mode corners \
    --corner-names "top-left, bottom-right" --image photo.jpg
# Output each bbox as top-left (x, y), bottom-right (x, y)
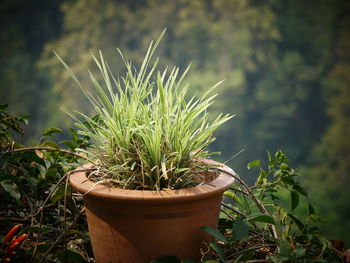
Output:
top-left (232, 218), bottom-right (249, 240)
top-left (247, 213), bottom-right (276, 225)
top-left (292, 184), bottom-right (308, 197)
top-left (43, 127), bottom-right (63, 137)
top-left (201, 226), bottom-right (227, 243)
top-left (210, 243), bottom-right (225, 261)
top-left (60, 140), bottom-right (78, 151)
top-left (308, 204), bottom-right (316, 215)
top-left (50, 185), bottom-right (72, 203)
top-left (247, 160), bottom-right (260, 169)
top-left (291, 190), bottom-right (299, 210)
top-left (288, 214), bottom-right (305, 231)
top-left (224, 191), bottom-right (242, 205)
top-left (41, 140), bottom-right (60, 149)
top-left (0, 180), bottom-right (20, 201)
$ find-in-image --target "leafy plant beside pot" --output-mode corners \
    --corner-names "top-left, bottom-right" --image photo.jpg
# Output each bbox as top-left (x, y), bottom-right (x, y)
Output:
top-left (56, 30), bottom-right (235, 263)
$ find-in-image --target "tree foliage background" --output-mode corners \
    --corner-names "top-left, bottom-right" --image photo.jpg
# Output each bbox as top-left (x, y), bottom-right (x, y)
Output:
top-left (1, 0), bottom-right (349, 245)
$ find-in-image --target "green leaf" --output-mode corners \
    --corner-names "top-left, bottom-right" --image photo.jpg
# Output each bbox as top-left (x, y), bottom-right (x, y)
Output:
top-left (201, 226), bottom-right (227, 243)
top-left (20, 150), bottom-right (47, 167)
top-left (43, 127), bottom-right (63, 137)
top-left (41, 140), bottom-right (60, 149)
top-left (151, 256), bottom-right (181, 263)
top-left (19, 114), bottom-right (30, 125)
top-left (232, 218), bottom-right (249, 240)
top-left (23, 224), bottom-right (58, 233)
top-left (279, 239), bottom-right (292, 257)
top-left (0, 104), bottom-right (8, 110)
top-left (291, 247), bottom-right (306, 259)
top-left (292, 184), bottom-right (308, 197)
top-left (203, 261), bottom-right (220, 263)
top-left (0, 180), bottom-right (20, 201)
top-left (45, 168), bottom-right (58, 179)
top-left (224, 191), bottom-right (242, 205)
top-left (308, 204), bottom-right (315, 215)
top-left (287, 214), bottom-right (305, 231)
top-left (60, 140), bottom-right (78, 151)
top-left (256, 168), bottom-right (268, 184)
top-left (210, 243), bottom-right (225, 261)
top-left (50, 185), bottom-right (72, 203)
top-left (247, 213), bottom-right (275, 225)
top-left (308, 214), bottom-right (327, 223)
top-left (247, 160), bottom-right (260, 169)
top-left (57, 249), bottom-right (85, 263)
top-left (291, 190), bottom-right (299, 210)
top-left (280, 163), bottom-right (289, 170)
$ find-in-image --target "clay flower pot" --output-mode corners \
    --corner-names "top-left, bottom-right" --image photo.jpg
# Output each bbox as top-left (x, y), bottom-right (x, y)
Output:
top-left (69, 161), bottom-right (235, 263)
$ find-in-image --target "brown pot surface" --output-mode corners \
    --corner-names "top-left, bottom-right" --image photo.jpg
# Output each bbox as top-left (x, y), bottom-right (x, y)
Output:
top-left (69, 160), bottom-right (235, 263)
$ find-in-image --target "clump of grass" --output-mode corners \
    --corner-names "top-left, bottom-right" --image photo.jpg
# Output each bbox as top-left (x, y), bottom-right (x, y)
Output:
top-left (56, 30), bottom-right (233, 190)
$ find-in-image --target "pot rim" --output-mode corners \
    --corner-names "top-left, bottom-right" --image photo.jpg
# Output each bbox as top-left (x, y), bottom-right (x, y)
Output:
top-left (69, 159), bottom-right (236, 204)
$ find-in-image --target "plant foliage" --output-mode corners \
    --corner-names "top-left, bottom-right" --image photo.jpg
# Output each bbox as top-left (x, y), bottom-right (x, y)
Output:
top-left (0, 105), bottom-right (93, 262)
top-left (56, 30), bottom-right (233, 190)
top-left (201, 150), bottom-right (343, 262)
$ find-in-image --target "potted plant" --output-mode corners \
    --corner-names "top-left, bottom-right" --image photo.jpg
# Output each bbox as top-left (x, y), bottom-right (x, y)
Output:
top-left (58, 30), bottom-right (235, 262)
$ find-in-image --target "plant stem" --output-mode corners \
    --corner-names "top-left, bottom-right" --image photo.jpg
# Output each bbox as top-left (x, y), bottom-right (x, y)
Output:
top-left (216, 167), bottom-right (279, 240)
top-left (228, 244), bottom-right (277, 259)
top-left (221, 203), bottom-right (247, 218)
top-left (8, 146), bottom-right (94, 163)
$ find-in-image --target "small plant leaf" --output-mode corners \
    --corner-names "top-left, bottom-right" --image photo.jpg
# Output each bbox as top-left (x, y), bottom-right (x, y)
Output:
top-left (210, 243), bottom-right (225, 262)
top-left (247, 213), bottom-right (276, 225)
top-left (201, 226), bottom-right (227, 243)
top-left (0, 180), bottom-right (20, 201)
top-left (232, 218), bottom-right (249, 240)
top-left (288, 214), bottom-right (305, 231)
top-left (308, 214), bottom-right (327, 223)
top-left (23, 224), bottom-right (57, 233)
top-left (50, 185), bottom-right (72, 203)
top-left (292, 247), bottom-right (306, 259)
top-left (0, 104), bottom-right (8, 110)
top-left (308, 204), bottom-right (315, 215)
top-left (43, 127), bottom-right (63, 137)
top-left (247, 160), bottom-right (260, 169)
top-left (291, 190), bottom-right (299, 210)
top-left (60, 140), bottom-right (78, 151)
top-left (41, 140), bottom-right (60, 149)
top-left (256, 168), bottom-right (268, 184)
top-left (45, 168), bottom-right (58, 179)
top-left (292, 184), bottom-right (308, 197)
top-left (224, 191), bottom-right (242, 205)
top-left (279, 239), bottom-right (292, 257)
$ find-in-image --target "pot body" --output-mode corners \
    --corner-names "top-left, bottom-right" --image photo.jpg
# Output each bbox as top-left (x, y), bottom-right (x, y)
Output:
top-left (69, 162), bottom-right (235, 263)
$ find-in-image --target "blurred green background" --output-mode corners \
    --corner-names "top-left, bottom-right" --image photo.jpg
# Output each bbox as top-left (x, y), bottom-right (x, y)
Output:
top-left (1, 0), bottom-right (349, 245)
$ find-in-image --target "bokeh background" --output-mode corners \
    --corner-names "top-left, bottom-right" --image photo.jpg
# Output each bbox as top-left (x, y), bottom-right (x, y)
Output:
top-left (1, 0), bottom-right (349, 245)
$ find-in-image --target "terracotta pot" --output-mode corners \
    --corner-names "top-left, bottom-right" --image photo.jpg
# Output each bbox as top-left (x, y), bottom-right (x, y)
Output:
top-left (69, 161), bottom-right (235, 263)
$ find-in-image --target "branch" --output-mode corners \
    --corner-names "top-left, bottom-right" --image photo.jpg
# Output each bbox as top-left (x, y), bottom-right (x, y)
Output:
top-left (7, 146), bottom-right (94, 163)
top-left (228, 244), bottom-right (277, 259)
top-left (221, 203), bottom-right (247, 218)
top-left (0, 216), bottom-right (28, 222)
top-left (216, 167), bottom-right (279, 240)
top-left (38, 208), bottom-right (86, 263)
